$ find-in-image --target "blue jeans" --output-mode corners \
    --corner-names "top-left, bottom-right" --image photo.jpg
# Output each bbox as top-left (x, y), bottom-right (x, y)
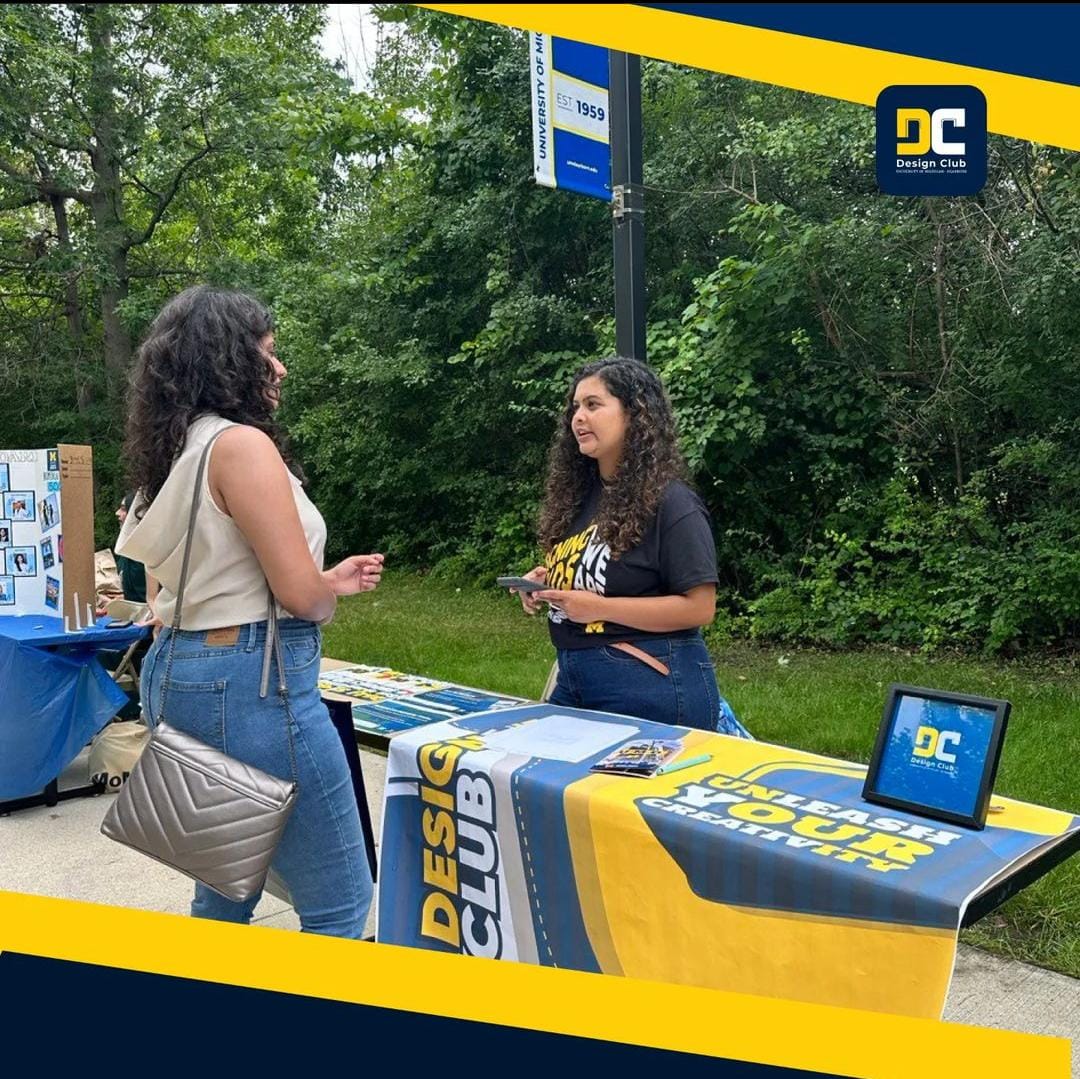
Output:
top-left (549, 635), bottom-right (721, 730)
top-left (141, 619), bottom-right (373, 938)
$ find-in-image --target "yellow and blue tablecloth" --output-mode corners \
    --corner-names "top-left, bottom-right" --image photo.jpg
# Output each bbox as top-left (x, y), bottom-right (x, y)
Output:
top-left (378, 703), bottom-right (1079, 1018)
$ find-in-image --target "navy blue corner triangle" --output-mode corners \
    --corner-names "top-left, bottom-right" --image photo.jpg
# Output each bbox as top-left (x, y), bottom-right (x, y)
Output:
top-left (637, 4), bottom-right (1080, 89)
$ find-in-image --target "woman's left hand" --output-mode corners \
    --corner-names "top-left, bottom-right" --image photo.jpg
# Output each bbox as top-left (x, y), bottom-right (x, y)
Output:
top-left (533, 588), bottom-right (607, 624)
top-left (324, 553), bottom-right (385, 596)
top-left (137, 607), bottom-right (164, 640)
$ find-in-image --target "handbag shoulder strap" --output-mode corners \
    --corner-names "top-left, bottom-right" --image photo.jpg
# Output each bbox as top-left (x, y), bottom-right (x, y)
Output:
top-left (169, 427), bottom-right (226, 634)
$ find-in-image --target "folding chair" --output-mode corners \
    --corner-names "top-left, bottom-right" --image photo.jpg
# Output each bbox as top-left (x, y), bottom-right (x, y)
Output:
top-left (104, 598), bottom-right (150, 697)
top-left (541, 661), bottom-right (559, 703)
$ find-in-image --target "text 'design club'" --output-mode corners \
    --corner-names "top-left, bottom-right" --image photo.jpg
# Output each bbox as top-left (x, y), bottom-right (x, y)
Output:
top-left (877, 85), bottom-right (987, 196)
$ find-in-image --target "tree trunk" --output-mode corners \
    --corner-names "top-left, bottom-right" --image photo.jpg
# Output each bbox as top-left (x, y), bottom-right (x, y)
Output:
top-left (49, 193), bottom-right (93, 411)
top-left (86, 5), bottom-right (132, 387)
top-left (929, 203), bottom-right (963, 496)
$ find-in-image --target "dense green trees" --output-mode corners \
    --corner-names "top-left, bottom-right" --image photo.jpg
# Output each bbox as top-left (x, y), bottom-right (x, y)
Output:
top-left (0, 3), bottom-right (346, 516)
top-left (2, 5), bottom-right (1076, 651)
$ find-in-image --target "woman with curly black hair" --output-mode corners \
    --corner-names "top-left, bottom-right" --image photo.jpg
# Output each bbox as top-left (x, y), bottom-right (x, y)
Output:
top-left (517, 356), bottom-right (723, 730)
top-left (116, 285), bottom-right (383, 937)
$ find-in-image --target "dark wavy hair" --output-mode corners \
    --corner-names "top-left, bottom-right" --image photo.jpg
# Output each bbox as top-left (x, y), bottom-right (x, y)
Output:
top-left (124, 285), bottom-right (298, 508)
top-left (538, 356), bottom-right (688, 557)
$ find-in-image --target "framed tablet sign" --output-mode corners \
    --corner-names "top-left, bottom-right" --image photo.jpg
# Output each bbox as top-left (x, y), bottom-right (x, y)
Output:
top-left (863, 684), bottom-right (1010, 829)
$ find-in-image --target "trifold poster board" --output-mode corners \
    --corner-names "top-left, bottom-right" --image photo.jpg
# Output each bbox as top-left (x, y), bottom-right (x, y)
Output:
top-left (0, 445), bottom-right (93, 624)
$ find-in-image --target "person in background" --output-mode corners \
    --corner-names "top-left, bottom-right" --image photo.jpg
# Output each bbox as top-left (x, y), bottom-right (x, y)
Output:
top-left (114, 495), bottom-right (146, 604)
top-left (97, 495), bottom-right (147, 618)
top-left (94, 495), bottom-right (152, 720)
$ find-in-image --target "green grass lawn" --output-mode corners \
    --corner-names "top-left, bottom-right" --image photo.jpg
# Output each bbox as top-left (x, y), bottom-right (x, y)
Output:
top-left (324, 571), bottom-right (1080, 979)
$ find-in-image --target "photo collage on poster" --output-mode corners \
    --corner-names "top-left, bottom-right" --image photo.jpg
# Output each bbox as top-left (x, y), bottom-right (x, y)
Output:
top-left (0, 450), bottom-right (63, 615)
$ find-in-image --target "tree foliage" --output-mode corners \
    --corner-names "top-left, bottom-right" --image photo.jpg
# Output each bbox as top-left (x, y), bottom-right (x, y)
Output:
top-left (0, 3), bottom-right (347, 533)
top-left (1, 5), bottom-right (1076, 652)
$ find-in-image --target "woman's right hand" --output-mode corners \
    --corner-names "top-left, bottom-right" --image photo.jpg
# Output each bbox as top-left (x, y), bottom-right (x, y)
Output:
top-left (324, 553), bottom-right (384, 597)
top-left (515, 566), bottom-right (547, 615)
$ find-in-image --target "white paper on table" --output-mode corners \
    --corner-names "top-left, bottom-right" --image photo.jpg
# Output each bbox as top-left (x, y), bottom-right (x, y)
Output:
top-left (480, 715), bottom-right (632, 763)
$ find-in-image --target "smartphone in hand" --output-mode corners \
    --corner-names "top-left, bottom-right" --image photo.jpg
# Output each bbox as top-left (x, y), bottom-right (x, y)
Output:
top-left (496, 576), bottom-right (546, 594)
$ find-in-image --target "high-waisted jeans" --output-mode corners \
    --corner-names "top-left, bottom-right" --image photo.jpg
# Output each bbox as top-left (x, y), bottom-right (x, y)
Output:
top-left (548, 634), bottom-right (721, 730)
top-left (141, 619), bottom-right (373, 938)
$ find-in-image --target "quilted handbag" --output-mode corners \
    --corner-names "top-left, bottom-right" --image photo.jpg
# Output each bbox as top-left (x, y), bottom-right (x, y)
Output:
top-left (101, 430), bottom-right (298, 902)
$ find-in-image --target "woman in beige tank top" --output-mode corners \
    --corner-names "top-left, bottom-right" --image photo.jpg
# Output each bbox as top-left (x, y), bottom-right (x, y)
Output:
top-left (117, 285), bottom-right (381, 938)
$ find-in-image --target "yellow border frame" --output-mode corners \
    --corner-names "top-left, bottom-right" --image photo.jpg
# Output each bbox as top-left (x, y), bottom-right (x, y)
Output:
top-left (424, 4), bottom-right (1080, 151)
top-left (1, 8), bottom-right (1076, 1075)
top-left (0, 892), bottom-right (1068, 1077)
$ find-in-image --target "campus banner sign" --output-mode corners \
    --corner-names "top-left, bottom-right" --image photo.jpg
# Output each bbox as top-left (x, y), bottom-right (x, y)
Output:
top-left (529, 33), bottom-right (612, 200)
top-left (378, 704), bottom-right (1080, 1020)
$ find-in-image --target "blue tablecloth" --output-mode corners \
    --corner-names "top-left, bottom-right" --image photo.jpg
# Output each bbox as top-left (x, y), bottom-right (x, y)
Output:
top-left (0, 616), bottom-right (148, 799)
top-left (0, 615), bottom-right (147, 649)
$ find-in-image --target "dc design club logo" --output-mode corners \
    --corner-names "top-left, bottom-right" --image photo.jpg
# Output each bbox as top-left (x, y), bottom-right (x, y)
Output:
top-left (911, 725), bottom-right (962, 774)
top-left (876, 85), bottom-right (986, 196)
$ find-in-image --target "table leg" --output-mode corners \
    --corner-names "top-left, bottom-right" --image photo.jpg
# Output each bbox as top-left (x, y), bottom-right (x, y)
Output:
top-left (325, 697), bottom-right (378, 884)
top-left (0, 775), bottom-right (106, 816)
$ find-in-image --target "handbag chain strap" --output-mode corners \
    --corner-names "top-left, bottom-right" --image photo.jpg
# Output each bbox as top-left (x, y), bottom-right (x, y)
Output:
top-left (154, 426), bottom-right (299, 784)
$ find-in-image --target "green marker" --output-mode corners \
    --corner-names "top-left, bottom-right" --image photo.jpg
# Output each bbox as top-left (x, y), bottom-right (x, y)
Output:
top-left (657, 753), bottom-right (712, 776)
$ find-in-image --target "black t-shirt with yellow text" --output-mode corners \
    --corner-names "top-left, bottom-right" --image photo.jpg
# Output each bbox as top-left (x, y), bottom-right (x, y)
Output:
top-left (545, 479), bottom-right (719, 649)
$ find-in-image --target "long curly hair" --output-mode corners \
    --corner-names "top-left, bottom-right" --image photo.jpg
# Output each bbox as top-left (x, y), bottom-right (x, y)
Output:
top-left (538, 356), bottom-right (688, 557)
top-left (124, 285), bottom-right (298, 509)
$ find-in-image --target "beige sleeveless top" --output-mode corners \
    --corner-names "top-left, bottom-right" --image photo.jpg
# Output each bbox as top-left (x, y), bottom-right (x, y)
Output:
top-left (116, 415), bottom-right (327, 630)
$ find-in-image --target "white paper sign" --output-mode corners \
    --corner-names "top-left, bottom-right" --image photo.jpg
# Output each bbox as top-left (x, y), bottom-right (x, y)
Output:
top-left (480, 715), bottom-right (631, 762)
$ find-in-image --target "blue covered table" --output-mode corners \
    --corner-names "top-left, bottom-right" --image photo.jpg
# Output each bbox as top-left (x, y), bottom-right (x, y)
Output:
top-left (0, 615), bottom-right (149, 811)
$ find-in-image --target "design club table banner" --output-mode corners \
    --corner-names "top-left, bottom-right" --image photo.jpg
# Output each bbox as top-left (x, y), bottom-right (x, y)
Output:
top-left (377, 704), bottom-right (1080, 1019)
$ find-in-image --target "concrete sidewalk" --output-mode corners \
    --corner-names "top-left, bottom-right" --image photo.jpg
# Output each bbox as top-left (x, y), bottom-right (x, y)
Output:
top-left (1, 745), bottom-right (1076, 1075)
